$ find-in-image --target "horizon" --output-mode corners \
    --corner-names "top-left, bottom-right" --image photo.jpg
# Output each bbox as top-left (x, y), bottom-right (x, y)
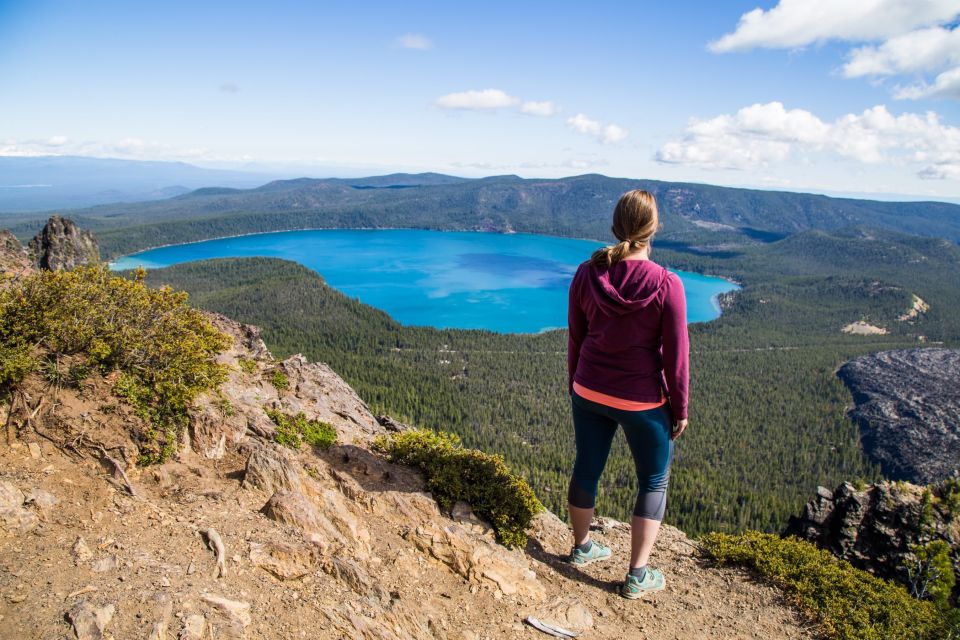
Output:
top-left (4, 154), bottom-right (960, 207)
top-left (1, 1), bottom-right (959, 202)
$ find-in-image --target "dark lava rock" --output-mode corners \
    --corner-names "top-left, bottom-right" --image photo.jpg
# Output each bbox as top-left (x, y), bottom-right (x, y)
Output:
top-left (27, 215), bottom-right (100, 271)
top-left (838, 348), bottom-right (960, 484)
top-left (785, 478), bottom-right (959, 600)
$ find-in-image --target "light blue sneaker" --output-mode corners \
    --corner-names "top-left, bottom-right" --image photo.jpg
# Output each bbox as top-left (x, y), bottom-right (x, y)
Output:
top-left (568, 540), bottom-right (612, 566)
top-left (620, 567), bottom-right (665, 599)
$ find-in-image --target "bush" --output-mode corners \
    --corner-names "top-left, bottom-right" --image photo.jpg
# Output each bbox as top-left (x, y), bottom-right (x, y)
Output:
top-left (237, 358), bottom-right (258, 374)
top-left (0, 265), bottom-right (230, 463)
top-left (265, 407), bottom-right (336, 450)
top-left (701, 531), bottom-right (957, 640)
top-left (269, 370), bottom-right (289, 391)
top-left (373, 429), bottom-right (543, 548)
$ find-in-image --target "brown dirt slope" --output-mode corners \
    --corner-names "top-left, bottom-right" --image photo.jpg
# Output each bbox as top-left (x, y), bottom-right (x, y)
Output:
top-left (0, 314), bottom-right (812, 640)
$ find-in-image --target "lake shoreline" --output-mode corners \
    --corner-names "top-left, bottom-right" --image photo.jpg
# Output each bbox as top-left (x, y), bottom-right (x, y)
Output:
top-left (110, 227), bottom-right (740, 333)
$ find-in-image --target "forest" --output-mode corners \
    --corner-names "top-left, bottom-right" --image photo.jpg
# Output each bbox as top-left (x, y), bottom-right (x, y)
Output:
top-left (135, 224), bottom-right (960, 536)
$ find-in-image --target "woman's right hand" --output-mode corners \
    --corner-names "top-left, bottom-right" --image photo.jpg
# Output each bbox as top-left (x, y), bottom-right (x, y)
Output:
top-left (671, 419), bottom-right (688, 440)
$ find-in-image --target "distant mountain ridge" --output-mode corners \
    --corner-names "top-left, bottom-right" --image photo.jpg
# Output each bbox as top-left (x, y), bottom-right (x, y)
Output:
top-left (0, 156), bottom-right (282, 211)
top-left (7, 172), bottom-right (960, 260)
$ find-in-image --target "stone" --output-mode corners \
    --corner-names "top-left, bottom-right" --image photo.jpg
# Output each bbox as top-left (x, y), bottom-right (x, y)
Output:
top-left (260, 490), bottom-right (369, 558)
top-left (243, 445), bottom-right (303, 495)
top-left (27, 442), bottom-right (42, 458)
top-left (0, 481), bottom-right (38, 535)
top-left (201, 594), bottom-right (250, 637)
top-left (534, 596), bottom-right (594, 635)
top-left (24, 488), bottom-right (58, 512)
top-left (67, 600), bottom-right (114, 640)
top-left (450, 501), bottom-right (493, 537)
top-left (27, 215), bottom-right (100, 271)
top-left (92, 555), bottom-right (118, 572)
top-left (411, 523), bottom-right (546, 601)
top-left (323, 557), bottom-right (390, 605)
top-left (249, 540), bottom-right (317, 580)
top-left (73, 536), bottom-right (93, 563)
top-left (179, 614), bottom-right (206, 640)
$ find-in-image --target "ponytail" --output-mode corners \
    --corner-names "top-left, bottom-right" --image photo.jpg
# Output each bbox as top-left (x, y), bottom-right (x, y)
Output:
top-left (589, 239), bottom-right (648, 267)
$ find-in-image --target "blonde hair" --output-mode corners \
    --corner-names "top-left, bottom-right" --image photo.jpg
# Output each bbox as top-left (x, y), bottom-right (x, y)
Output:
top-left (590, 189), bottom-right (660, 267)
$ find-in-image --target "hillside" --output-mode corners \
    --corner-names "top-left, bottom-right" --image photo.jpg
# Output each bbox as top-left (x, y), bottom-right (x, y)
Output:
top-left (6, 173), bottom-right (960, 258)
top-left (0, 267), bottom-right (813, 639)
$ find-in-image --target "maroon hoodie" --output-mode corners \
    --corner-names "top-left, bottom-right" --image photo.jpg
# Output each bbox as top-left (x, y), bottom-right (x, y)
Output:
top-left (567, 258), bottom-right (689, 422)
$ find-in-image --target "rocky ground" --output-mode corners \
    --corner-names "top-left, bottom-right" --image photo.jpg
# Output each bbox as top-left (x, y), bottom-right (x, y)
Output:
top-left (838, 348), bottom-right (960, 484)
top-left (0, 314), bottom-right (813, 639)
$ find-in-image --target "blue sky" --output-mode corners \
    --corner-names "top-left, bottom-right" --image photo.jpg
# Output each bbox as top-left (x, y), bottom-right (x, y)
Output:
top-left (2, 0), bottom-right (959, 199)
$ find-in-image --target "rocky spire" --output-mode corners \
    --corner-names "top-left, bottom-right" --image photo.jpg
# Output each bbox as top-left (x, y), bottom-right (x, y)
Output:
top-left (27, 215), bottom-right (100, 271)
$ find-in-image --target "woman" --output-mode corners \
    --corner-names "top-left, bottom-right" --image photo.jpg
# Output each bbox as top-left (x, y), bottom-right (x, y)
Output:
top-left (566, 189), bottom-right (689, 599)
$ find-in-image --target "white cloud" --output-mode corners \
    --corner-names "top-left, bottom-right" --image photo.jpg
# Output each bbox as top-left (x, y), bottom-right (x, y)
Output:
top-left (709, 0), bottom-right (959, 52)
top-left (397, 33), bottom-right (433, 50)
top-left (843, 26), bottom-right (960, 77)
top-left (434, 89), bottom-right (519, 111)
top-left (566, 113), bottom-right (628, 144)
top-left (656, 101), bottom-right (960, 180)
top-left (895, 66), bottom-right (960, 99)
top-left (46, 136), bottom-right (68, 146)
top-left (519, 101), bottom-right (558, 117)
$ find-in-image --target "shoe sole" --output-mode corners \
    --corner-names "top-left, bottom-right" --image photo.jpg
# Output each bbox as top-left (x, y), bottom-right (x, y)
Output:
top-left (620, 582), bottom-right (665, 599)
top-left (570, 553), bottom-right (611, 567)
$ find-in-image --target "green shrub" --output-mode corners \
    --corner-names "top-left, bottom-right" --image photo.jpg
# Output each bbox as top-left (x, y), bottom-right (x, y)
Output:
top-left (237, 358), bottom-right (257, 375)
top-left (939, 478), bottom-right (960, 519)
top-left (269, 370), bottom-right (289, 391)
top-left (373, 428), bottom-right (543, 548)
top-left (265, 407), bottom-right (336, 450)
top-left (908, 540), bottom-right (956, 609)
top-left (701, 531), bottom-right (955, 640)
top-left (0, 265), bottom-right (230, 463)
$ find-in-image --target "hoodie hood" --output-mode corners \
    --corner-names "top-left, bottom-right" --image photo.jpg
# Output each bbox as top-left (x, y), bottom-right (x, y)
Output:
top-left (585, 260), bottom-right (668, 316)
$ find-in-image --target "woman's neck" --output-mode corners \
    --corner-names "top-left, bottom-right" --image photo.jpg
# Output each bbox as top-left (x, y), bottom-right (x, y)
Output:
top-left (622, 246), bottom-right (651, 261)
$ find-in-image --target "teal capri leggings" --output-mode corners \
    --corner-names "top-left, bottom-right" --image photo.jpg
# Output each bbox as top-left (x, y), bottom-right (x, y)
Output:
top-left (567, 389), bottom-right (675, 520)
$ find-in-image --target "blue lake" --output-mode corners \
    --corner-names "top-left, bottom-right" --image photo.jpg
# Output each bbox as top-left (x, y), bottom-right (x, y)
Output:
top-left (110, 229), bottom-right (739, 333)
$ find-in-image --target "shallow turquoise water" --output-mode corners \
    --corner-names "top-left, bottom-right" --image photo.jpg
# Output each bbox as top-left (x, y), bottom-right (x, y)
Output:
top-left (110, 229), bottom-right (739, 333)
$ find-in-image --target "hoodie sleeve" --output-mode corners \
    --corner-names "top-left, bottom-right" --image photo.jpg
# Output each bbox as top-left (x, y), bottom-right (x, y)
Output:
top-left (661, 272), bottom-right (689, 422)
top-left (567, 265), bottom-right (587, 394)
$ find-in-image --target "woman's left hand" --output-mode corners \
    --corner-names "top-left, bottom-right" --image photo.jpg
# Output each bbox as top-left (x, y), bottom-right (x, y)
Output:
top-left (671, 419), bottom-right (688, 441)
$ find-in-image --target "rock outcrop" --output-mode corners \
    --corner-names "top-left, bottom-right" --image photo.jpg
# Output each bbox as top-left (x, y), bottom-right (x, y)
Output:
top-left (27, 214), bottom-right (100, 270)
top-left (0, 230), bottom-right (31, 278)
top-left (838, 348), bottom-right (960, 484)
top-left (786, 478), bottom-right (960, 600)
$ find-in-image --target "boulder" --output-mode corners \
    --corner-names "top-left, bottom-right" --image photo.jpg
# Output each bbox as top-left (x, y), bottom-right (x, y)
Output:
top-left (28, 215), bottom-right (100, 271)
top-left (260, 489), bottom-right (370, 558)
top-left (243, 445), bottom-right (304, 495)
top-left (410, 523), bottom-right (546, 601)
